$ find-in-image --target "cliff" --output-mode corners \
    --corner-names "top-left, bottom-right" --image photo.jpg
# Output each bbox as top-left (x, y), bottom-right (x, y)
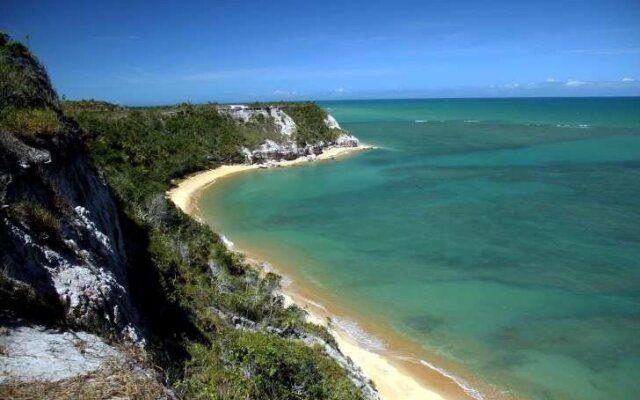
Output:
top-left (222, 103), bottom-right (360, 163)
top-left (0, 34), bottom-right (139, 339)
top-left (1, 33), bottom-right (379, 400)
top-left (0, 128), bottom-right (140, 340)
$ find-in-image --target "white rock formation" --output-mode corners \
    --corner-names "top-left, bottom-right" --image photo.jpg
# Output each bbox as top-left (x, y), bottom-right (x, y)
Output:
top-left (324, 114), bottom-right (342, 130)
top-left (0, 325), bottom-right (121, 382)
top-left (334, 132), bottom-right (360, 147)
top-left (225, 105), bottom-right (360, 164)
top-left (226, 105), bottom-right (297, 136)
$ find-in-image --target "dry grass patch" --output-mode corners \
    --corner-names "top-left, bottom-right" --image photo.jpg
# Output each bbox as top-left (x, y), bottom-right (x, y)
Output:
top-left (0, 358), bottom-right (169, 400)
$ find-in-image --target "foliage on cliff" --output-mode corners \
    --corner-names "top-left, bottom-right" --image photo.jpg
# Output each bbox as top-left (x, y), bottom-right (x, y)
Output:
top-left (246, 101), bottom-right (341, 145)
top-left (281, 102), bottom-right (340, 145)
top-left (65, 103), bottom-right (242, 203)
top-left (0, 33), bottom-right (59, 110)
top-left (72, 100), bottom-right (360, 397)
top-left (0, 33), bottom-right (63, 136)
top-left (1, 34), bottom-right (366, 400)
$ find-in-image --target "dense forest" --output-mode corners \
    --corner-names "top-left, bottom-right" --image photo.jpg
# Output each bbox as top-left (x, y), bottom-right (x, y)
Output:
top-left (0, 33), bottom-right (373, 399)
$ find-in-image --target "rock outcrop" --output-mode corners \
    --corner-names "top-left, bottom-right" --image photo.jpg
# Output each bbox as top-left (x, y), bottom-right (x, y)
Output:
top-left (225, 105), bottom-right (297, 136)
top-left (0, 130), bottom-right (141, 342)
top-left (0, 324), bottom-right (122, 383)
top-left (242, 132), bottom-right (360, 164)
top-left (225, 104), bottom-right (361, 164)
top-left (0, 324), bottom-right (174, 398)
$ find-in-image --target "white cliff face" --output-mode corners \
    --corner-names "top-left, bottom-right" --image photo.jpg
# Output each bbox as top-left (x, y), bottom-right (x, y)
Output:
top-left (240, 139), bottom-right (326, 164)
top-left (226, 105), bottom-right (297, 136)
top-left (224, 105), bottom-right (360, 164)
top-left (324, 114), bottom-right (342, 130)
top-left (241, 132), bottom-right (359, 165)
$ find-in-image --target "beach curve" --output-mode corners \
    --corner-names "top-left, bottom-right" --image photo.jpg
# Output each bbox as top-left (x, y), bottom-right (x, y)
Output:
top-left (166, 144), bottom-right (463, 400)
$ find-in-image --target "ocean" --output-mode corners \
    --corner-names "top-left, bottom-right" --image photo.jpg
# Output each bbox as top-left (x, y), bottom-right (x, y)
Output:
top-left (198, 97), bottom-right (640, 400)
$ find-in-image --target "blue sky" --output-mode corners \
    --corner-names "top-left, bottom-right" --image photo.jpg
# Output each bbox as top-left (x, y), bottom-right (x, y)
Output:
top-left (3, 0), bottom-right (640, 104)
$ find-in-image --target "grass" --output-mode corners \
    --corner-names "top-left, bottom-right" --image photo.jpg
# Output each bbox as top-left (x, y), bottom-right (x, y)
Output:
top-left (10, 201), bottom-right (62, 242)
top-left (0, 107), bottom-right (61, 135)
top-left (281, 102), bottom-right (341, 145)
top-left (0, 33), bottom-right (59, 110)
top-left (0, 358), bottom-right (167, 400)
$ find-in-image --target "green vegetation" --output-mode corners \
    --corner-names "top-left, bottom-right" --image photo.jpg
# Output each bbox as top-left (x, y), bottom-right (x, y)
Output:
top-left (281, 102), bottom-right (340, 145)
top-left (73, 103), bottom-right (363, 399)
top-left (0, 107), bottom-right (61, 135)
top-left (10, 201), bottom-right (62, 242)
top-left (0, 33), bottom-right (62, 136)
top-left (0, 34), bottom-right (366, 399)
top-left (234, 117), bottom-right (284, 148)
top-left (0, 33), bottom-right (59, 110)
top-left (180, 332), bottom-right (363, 400)
top-left (65, 103), bottom-right (243, 203)
top-left (235, 101), bottom-right (342, 145)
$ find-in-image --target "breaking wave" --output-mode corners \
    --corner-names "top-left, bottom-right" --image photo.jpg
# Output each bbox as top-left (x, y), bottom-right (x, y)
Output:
top-left (333, 318), bottom-right (386, 351)
top-left (221, 235), bottom-right (235, 249)
top-left (417, 359), bottom-right (486, 400)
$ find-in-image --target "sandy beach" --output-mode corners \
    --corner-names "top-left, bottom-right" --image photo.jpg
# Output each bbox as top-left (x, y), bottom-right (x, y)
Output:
top-left (166, 144), bottom-right (459, 400)
top-left (168, 145), bottom-right (374, 215)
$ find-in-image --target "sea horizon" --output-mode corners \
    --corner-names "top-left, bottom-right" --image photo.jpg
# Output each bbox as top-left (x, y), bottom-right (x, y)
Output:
top-left (108, 95), bottom-right (640, 109)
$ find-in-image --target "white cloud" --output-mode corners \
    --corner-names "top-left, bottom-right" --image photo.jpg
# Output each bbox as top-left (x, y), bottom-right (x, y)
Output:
top-left (566, 80), bottom-right (587, 87)
top-left (335, 87), bottom-right (346, 93)
top-left (622, 77), bottom-right (637, 82)
top-left (273, 89), bottom-right (297, 96)
top-left (546, 78), bottom-right (559, 82)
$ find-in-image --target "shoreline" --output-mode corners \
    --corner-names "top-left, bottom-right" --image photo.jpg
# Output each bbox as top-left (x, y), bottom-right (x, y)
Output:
top-left (167, 144), bottom-right (479, 400)
top-left (168, 145), bottom-right (374, 216)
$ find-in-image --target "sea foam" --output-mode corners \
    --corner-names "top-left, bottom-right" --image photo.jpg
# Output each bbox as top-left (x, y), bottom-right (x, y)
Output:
top-left (221, 235), bottom-right (235, 249)
top-left (555, 123), bottom-right (590, 129)
top-left (417, 359), bottom-right (486, 400)
top-left (334, 318), bottom-right (386, 351)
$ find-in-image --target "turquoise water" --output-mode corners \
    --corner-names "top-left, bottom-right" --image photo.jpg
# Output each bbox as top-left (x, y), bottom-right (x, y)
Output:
top-left (200, 98), bottom-right (640, 400)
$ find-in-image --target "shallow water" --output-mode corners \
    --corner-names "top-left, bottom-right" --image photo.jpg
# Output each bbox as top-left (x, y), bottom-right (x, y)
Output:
top-left (199, 97), bottom-right (640, 400)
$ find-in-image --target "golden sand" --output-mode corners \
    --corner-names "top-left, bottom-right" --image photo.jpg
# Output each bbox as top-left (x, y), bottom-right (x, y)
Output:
top-left (168, 145), bottom-right (373, 215)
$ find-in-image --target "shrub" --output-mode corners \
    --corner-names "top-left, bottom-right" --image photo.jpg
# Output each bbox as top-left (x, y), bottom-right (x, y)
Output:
top-left (0, 33), bottom-right (59, 110)
top-left (11, 201), bottom-right (62, 241)
top-left (282, 102), bottom-right (340, 145)
top-left (0, 107), bottom-right (61, 135)
top-left (179, 331), bottom-right (365, 400)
